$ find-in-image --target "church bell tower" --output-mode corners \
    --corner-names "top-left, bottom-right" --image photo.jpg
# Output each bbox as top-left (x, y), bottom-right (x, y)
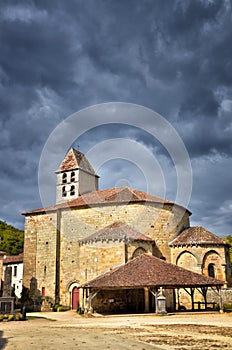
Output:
top-left (55, 148), bottom-right (99, 204)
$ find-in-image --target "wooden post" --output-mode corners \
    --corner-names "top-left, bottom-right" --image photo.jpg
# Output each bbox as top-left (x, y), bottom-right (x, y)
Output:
top-left (172, 289), bottom-right (176, 312)
top-left (84, 288), bottom-right (87, 312)
top-left (202, 287), bottom-right (208, 309)
top-left (190, 288), bottom-right (195, 311)
top-left (82, 288), bottom-right (85, 311)
top-left (149, 288), bottom-right (158, 313)
top-left (144, 287), bottom-right (149, 312)
top-left (219, 287), bottom-right (223, 313)
top-left (155, 289), bottom-right (158, 313)
top-left (177, 288), bottom-right (180, 310)
top-left (123, 235), bottom-right (128, 263)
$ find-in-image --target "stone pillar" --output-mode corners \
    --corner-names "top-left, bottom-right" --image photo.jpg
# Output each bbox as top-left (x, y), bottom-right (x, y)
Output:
top-left (3, 266), bottom-right (12, 297)
top-left (144, 287), bottom-right (149, 312)
top-left (1, 263), bottom-right (14, 314)
top-left (0, 251), bottom-right (6, 295)
top-left (196, 263), bottom-right (202, 274)
top-left (221, 264), bottom-right (227, 282)
top-left (157, 294), bottom-right (167, 315)
top-left (156, 288), bottom-right (167, 315)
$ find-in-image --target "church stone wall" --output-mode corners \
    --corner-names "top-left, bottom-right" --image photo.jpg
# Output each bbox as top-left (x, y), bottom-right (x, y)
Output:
top-left (23, 212), bottom-right (57, 301)
top-left (79, 170), bottom-right (98, 195)
top-left (23, 216), bottom-right (38, 289)
top-left (171, 245), bottom-right (229, 282)
top-left (35, 213), bottom-right (57, 301)
top-left (23, 202), bottom-right (190, 308)
top-left (78, 240), bottom-right (154, 287)
top-left (79, 241), bottom-right (125, 284)
top-left (58, 202), bottom-right (189, 306)
top-left (60, 202), bottom-right (190, 256)
top-left (59, 234), bottom-right (80, 304)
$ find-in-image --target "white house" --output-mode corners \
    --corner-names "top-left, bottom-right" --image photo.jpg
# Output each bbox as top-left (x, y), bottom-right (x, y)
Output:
top-left (3, 253), bottom-right (23, 299)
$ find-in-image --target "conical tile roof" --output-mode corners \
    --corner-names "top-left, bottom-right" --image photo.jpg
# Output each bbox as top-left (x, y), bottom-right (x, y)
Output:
top-left (169, 226), bottom-right (227, 247)
top-left (79, 222), bottom-right (153, 244)
top-left (55, 148), bottom-right (97, 175)
top-left (23, 186), bottom-right (187, 215)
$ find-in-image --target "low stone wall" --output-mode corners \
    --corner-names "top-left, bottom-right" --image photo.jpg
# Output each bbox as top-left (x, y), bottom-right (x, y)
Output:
top-left (207, 288), bottom-right (232, 305)
top-left (174, 287), bottom-right (232, 311)
top-left (0, 297), bottom-right (14, 314)
top-left (92, 290), bottom-right (128, 314)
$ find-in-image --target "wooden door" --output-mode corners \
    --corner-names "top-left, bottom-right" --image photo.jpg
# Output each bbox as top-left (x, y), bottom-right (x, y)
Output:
top-left (72, 287), bottom-right (79, 310)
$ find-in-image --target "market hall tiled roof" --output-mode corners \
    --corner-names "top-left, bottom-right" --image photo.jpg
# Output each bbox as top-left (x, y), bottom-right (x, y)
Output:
top-left (169, 226), bottom-right (227, 247)
top-left (79, 222), bottom-right (153, 244)
top-left (81, 253), bottom-right (224, 289)
top-left (55, 148), bottom-right (98, 175)
top-left (22, 186), bottom-right (190, 215)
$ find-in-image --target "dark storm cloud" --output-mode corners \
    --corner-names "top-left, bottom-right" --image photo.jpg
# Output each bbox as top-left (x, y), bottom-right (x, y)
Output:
top-left (0, 0), bottom-right (231, 235)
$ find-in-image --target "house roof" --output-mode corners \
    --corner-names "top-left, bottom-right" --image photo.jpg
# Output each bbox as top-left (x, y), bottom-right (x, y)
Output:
top-left (169, 226), bottom-right (227, 247)
top-left (22, 186), bottom-right (190, 215)
top-left (55, 148), bottom-right (98, 175)
top-left (82, 254), bottom-right (224, 289)
top-left (79, 222), bottom-right (153, 244)
top-left (3, 253), bottom-right (23, 264)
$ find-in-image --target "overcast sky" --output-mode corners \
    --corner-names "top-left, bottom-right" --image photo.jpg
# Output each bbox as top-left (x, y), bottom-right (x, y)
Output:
top-left (0, 0), bottom-right (232, 237)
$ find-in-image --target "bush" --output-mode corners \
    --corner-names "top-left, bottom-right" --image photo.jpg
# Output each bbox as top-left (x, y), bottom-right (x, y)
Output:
top-left (53, 304), bottom-right (70, 312)
top-left (0, 312), bottom-right (26, 322)
top-left (8, 314), bottom-right (14, 321)
top-left (215, 303), bottom-right (232, 312)
top-left (14, 312), bottom-right (23, 321)
top-left (77, 307), bottom-right (84, 315)
top-left (223, 303), bottom-right (232, 312)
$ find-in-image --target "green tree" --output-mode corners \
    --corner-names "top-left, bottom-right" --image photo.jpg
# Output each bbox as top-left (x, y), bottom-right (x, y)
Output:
top-left (224, 235), bottom-right (232, 262)
top-left (0, 220), bottom-right (24, 255)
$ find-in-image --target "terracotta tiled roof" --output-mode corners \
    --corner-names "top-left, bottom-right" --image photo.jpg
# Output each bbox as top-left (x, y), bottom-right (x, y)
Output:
top-left (3, 253), bottom-right (23, 264)
top-left (55, 148), bottom-right (98, 175)
top-left (169, 226), bottom-right (227, 247)
top-left (23, 186), bottom-right (189, 215)
top-left (82, 254), bottom-right (224, 289)
top-left (79, 222), bottom-right (153, 244)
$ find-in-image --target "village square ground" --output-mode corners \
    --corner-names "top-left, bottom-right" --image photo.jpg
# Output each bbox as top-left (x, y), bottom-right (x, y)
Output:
top-left (0, 311), bottom-right (232, 350)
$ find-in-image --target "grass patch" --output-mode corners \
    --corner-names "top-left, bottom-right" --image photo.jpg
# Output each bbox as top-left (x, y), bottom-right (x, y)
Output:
top-left (27, 315), bottom-right (56, 321)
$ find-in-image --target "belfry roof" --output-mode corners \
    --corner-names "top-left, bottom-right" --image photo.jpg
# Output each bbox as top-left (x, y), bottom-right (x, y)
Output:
top-left (81, 253), bottom-right (224, 289)
top-left (79, 222), bottom-right (153, 244)
top-left (23, 186), bottom-right (190, 215)
top-left (169, 226), bottom-right (227, 247)
top-left (55, 148), bottom-right (98, 175)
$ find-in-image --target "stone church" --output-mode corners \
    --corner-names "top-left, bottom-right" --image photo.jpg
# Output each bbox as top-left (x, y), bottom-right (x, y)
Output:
top-left (22, 148), bottom-right (231, 312)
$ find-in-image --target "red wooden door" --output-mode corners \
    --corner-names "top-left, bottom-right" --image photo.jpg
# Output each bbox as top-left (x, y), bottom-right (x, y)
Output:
top-left (72, 287), bottom-right (79, 310)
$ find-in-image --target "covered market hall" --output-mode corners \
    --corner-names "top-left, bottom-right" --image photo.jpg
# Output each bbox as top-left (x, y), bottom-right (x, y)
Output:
top-left (80, 254), bottom-right (224, 314)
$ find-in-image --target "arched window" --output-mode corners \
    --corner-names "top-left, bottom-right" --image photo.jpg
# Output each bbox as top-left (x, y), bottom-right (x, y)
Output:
top-left (70, 171), bottom-right (75, 182)
top-left (70, 185), bottom-right (75, 196)
top-left (62, 173), bottom-right (67, 184)
top-left (132, 247), bottom-right (146, 259)
top-left (208, 263), bottom-right (215, 278)
top-left (62, 186), bottom-right (67, 197)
